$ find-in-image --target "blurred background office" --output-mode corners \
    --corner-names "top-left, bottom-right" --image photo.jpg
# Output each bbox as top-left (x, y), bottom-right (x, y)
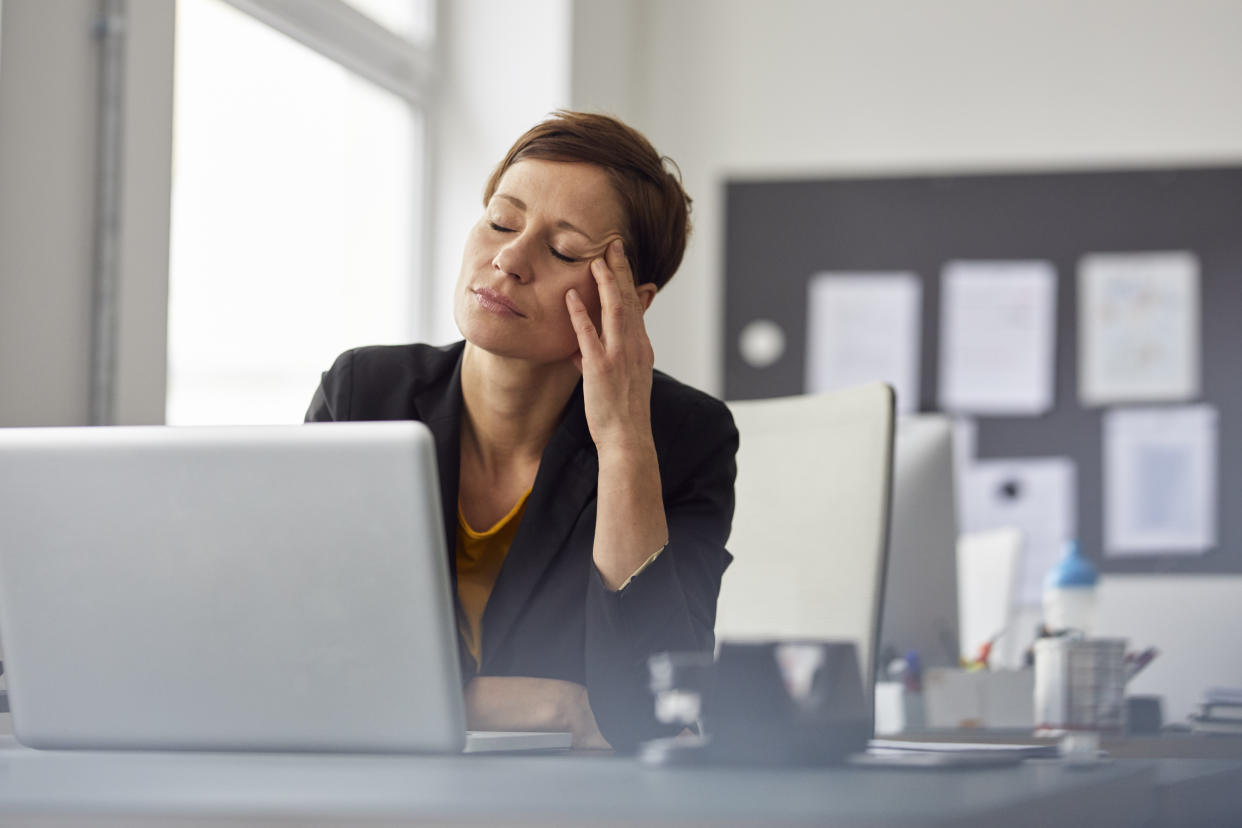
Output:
top-left (2, 0), bottom-right (1240, 726)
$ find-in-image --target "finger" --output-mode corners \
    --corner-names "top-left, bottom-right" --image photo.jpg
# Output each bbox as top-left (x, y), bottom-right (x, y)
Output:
top-left (565, 288), bottom-right (605, 361)
top-left (606, 240), bottom-right (649, 332)
top-left (590, 256), bottom-right (628, 343)
top-left (605, 238), bottom-right (640, 299)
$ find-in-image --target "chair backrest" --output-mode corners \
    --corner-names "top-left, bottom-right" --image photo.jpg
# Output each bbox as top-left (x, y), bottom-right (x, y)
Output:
top-left (717, 383), bottom-right (896, 700)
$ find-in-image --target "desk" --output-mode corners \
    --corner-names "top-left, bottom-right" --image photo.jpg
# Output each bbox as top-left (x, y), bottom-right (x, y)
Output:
top-left (0, 736), bottom-right (1175, 828)
top-left (1154, 759), bottom-right (1242, 827)
top-left (896, 727), bottom-right (1242, 760)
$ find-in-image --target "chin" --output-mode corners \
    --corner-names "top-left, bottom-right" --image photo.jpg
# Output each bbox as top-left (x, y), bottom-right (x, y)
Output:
top-left (455, 311), bottom-right (572, 366)
top-left (464, 330), bottom-right (577, 366)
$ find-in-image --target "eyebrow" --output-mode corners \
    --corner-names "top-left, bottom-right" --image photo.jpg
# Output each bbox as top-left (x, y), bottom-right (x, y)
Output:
top-left (494, 193), bottom-right (598, 243)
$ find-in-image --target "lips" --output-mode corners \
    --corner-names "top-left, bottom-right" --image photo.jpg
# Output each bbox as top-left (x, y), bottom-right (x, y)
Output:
top-left (472, 287), bottom-right (527, 318)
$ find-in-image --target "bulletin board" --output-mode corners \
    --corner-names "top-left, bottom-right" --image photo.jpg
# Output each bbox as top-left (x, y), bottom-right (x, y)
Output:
top-left (723, 166), bottom-right (1242, 574)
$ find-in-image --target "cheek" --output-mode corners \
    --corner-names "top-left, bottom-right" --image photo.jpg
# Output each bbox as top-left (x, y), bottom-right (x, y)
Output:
top-left (459, 225), bottom-right (494, 273)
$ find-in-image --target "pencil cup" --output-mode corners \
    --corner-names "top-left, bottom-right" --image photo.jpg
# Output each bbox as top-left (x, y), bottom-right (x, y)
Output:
top-left (1033, 637), bottom-right (1127, 737)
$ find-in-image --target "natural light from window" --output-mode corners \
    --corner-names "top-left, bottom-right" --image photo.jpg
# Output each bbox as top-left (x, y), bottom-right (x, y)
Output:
top-left (343, 0), bottom-right (433, 42)
top-left (167, 0), bottom-right (423, 425)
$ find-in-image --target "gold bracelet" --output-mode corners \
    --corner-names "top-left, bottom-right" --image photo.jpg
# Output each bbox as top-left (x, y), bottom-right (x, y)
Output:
top-left (616, 542), bottom-right (669, 591)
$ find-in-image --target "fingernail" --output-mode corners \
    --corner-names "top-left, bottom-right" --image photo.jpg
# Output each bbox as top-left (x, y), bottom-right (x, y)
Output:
top-left (566, 288), bottom-right (579, 302)
top-left (610, 238), bottom-right (623, 254)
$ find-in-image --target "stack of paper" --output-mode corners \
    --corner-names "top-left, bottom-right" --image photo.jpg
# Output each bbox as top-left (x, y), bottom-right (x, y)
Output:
top-left (1190, 687), bottom-right (1242, 735)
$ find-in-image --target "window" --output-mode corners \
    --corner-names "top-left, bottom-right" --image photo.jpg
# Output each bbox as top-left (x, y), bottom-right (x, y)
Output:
top-left (343, 0), bottom-right (433, 42)
top-left (167, 0), bottom-right (432, 424)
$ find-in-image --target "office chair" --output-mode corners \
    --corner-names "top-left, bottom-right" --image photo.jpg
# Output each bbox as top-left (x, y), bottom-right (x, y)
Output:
top-left (717, 383), bottom-right (895, 700)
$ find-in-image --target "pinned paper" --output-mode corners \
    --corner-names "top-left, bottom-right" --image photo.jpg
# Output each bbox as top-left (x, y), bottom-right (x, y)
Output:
top-left (1104, 405), bottom-right (1217, 555)
top-left (1078, 251), bottom-right (1200, 406)
top-left (805, 272), bottom-right (922, 412)
top-left (938, 261), bottom-right (1057, 415)
top-left (958, 458), bottom-right (1076, 607)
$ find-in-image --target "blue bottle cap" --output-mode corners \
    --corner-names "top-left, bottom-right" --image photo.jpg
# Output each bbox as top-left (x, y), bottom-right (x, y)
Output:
top-left (1045, 540), bottom-right (1098, 588)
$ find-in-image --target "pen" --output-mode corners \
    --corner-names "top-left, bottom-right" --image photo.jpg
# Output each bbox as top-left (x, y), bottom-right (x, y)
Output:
top-left (903, 651), bottom-right (922, 693)
top-left (1125, 647), bottom-right (1158, 683)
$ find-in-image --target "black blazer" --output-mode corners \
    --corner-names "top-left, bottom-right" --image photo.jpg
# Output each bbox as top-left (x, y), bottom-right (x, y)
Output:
top-left (305, 341), bottom-right (737, 750)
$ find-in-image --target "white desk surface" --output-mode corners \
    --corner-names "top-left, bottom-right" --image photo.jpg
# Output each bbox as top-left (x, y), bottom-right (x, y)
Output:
top-left (0, 733), bottom-right (1164, 828)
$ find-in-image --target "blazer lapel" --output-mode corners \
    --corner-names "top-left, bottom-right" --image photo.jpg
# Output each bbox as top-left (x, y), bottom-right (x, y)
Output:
top-left (409, 345), bottom-right (473, 676)
top-left (411, 347), bottom-right (465, 569)
top-left (480, 386), bottom-right (598, 668)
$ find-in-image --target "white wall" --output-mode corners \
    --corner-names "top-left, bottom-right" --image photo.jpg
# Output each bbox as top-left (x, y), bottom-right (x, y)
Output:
top-left (0, 0), bottom-right (98, 426)
top-left (567, 0), bottom-right (637, 121)
top-left (428, 0), bottom-right (571, 345)
top-left (0, 0), bottom-right (173, 427)
top-left (115, 2), bottom-right (175, 425)
top-left (582, 0), bottom-right (1242, 724)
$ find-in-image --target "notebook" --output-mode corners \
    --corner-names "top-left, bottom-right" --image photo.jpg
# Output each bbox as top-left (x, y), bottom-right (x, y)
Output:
top-left (0, 421), bottom-right (569, 754)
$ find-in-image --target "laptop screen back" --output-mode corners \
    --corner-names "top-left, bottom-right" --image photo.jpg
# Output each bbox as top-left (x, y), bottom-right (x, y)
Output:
top-left (0, 421), bottom-right (465, 753)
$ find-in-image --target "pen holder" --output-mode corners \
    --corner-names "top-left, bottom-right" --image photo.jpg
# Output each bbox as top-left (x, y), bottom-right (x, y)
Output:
top-left (645, 640), bottom-right (871, 766)
top-left (1034, 637), bottom-right (1127, 736)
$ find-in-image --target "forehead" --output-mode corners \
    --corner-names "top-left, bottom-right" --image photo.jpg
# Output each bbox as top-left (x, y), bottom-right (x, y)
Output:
top-left (492, 160), bottom-right (625, 232)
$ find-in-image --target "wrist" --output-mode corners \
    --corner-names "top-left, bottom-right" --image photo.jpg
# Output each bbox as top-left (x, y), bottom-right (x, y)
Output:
top-left (595, 430), bottom-right (657, 465)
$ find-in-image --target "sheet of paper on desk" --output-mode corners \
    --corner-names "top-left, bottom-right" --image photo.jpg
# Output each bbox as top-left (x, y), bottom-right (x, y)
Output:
top-left (958, 458), bottom-right (1076, 607)
top-left (869, 739), bottom-right (1056, 758)
top-left (805, 272), bottom-right (922, 413)
top-left (938, 260), bottom-right (1056, 415)
top-left (1104, 405), bottom-right (1217, 555)
top-left (1078, 251), bottom-right (1200, 406)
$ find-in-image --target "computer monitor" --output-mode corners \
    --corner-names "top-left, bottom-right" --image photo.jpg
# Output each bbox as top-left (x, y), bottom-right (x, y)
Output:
top-left (877, 415), bottom-right (961, 670)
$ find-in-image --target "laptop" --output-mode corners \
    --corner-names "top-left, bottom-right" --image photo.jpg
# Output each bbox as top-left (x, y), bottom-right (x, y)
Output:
top-left (0, 421), bottom-right (570, 754)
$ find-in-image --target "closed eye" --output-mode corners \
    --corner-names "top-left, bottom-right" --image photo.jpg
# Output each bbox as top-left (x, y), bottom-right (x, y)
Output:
top-left (549, 247), bottom-right (581, 264)
top-left (490, 220), bottom-right (581, 263)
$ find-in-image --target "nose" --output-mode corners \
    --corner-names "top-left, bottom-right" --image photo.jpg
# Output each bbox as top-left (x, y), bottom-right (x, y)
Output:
top-left (492, 232), bottom-right (534, 283)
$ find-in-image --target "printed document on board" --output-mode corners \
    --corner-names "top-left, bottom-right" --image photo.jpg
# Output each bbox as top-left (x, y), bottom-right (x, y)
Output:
top-left (1104, 405), bottom-right (1217, 555)
top-left (938, 261), bottom-right (1057, 415)
top-left (958, 457), bottom-right (1077, 607)
top-left (1078, 251), bottom-right (1200, 406)
top-left (805, 272), bottom-right (922, 413)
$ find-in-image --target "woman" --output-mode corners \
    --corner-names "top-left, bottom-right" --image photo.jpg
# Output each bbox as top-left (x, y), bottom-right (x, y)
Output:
top-left (306, 111), bottom-right (737, 752)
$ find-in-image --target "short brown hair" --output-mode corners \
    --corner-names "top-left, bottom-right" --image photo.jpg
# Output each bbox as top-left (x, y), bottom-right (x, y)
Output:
top-left (483, 111), bottom-right (692, 290)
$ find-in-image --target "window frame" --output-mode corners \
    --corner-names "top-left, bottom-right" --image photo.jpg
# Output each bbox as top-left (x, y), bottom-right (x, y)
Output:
top-left (221, 0), bottom-right (436, 107)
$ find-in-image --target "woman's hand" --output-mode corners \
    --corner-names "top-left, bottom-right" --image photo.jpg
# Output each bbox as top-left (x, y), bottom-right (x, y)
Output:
top-left (565, 239), bottom-right (669, 590)
top-left (464, 676), bottom-right (611, 750)
top-left (564, 239), bottom-right (657, 453)
top-left (561, 242), bottom-right (670, 734)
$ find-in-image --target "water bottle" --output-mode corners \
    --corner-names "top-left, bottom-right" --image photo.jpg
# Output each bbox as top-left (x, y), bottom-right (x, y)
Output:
top-left (1042, 540), bottom-right (1098, 636)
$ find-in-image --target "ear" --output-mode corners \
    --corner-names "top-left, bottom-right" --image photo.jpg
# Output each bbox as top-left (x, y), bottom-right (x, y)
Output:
top-left (636, 283), bottom-right (658, 312)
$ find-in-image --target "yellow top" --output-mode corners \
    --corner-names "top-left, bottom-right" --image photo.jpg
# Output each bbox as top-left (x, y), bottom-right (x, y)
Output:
top-left (455, 489), bottom-right (532, 668)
